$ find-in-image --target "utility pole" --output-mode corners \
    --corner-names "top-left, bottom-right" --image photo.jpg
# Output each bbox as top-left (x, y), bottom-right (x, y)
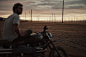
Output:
top-left (54, 14), bottom-right (55, 22)
top-left (29, 11), bottom-right (30, 21)
top-left (47, 18), bottom-right (48, 22)
top-left (74, 15), bottom-right (75, 23)
top-left (31, 9), bottom-right (32, 22)
top-left (49, 16), bottom-right (51, 22)
top-left (74, 15), bottom-right (75, 21)
top-left (38, 16), bottom-right (39, 21)
top-left (62, 0), bottom-right (64, 23)
top-left (52, 13), bottom-right (53, 22)
top-left (25, 12), bottom-right (26, 20)
top-left (38, 15), bottom-right (40, 22)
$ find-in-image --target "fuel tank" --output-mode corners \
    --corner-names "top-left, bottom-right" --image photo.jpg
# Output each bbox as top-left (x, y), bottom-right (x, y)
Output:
top-left (25, 33), bottom-right (43, 44)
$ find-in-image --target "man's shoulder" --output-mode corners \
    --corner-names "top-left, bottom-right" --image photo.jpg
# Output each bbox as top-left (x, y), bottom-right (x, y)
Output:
top-left (8, 13), bottom-right (19, 18)
top-left (13, 13), bottom-right (19, 17)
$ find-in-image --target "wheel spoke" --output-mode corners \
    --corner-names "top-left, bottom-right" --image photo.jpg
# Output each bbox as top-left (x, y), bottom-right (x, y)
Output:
top-left (49, 46), bottom-right (68, 57)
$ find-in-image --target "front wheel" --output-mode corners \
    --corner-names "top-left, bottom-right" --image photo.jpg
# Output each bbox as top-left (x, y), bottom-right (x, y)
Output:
top-left (49, 46), bottom-right (68, 57)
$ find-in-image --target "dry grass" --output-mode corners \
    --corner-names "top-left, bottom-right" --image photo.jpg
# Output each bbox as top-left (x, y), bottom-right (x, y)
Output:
top-left (0, 21), bottom-right (86, 57)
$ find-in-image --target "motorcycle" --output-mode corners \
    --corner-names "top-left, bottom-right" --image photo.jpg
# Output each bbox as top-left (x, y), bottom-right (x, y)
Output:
top-left (0, 25), bottom-right (68, 57)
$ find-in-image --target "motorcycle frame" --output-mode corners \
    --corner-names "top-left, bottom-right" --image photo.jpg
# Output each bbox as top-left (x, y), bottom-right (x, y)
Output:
top-left (43, 32), bottom-right (62, 57)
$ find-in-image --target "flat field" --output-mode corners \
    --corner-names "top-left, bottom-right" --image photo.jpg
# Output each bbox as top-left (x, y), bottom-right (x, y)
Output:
top-left (0, 21), bottom-right (86, 57)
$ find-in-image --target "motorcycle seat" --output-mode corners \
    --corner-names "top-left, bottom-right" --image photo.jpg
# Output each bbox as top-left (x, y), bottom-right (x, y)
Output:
top-left (0, 40), bottom-right (25, 44)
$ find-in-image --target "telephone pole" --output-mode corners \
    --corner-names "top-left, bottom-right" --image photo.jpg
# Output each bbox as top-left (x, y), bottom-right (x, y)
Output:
top-left (31, 9), bottom-right (32, 22)
top-left (52, 13), bottom-right (53, 22)
top-left (62, 0), bottom-right (64, 23)
top-left (25, 12), bottom-right (26, 20)
top-left (54, 14), bottom-right (55, 22)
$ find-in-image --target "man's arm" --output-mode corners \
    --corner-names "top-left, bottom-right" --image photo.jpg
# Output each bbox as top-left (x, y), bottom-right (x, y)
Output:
top-left (13, 24), bottom-right (21, 36)
top-left (13, 15), bottom-right (26, 37)
top-left (13, 24), bottom-right (26, 37)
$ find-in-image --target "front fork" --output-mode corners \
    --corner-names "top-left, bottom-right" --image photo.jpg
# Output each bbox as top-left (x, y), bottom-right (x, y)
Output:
top-left (48, 40), bottom-right (61, 57)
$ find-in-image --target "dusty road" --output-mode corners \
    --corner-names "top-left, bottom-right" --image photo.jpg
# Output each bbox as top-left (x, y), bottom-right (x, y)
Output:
top-left (0, 21), bottom-right (86, 57)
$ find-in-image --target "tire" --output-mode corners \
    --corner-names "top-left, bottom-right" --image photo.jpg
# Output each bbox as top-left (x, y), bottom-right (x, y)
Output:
top-left (49, 46), bottom-right (68, 57)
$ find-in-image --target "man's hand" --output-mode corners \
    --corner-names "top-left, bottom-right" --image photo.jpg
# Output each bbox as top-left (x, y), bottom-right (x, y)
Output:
top-left (20, 31), bottom-right (27, 37)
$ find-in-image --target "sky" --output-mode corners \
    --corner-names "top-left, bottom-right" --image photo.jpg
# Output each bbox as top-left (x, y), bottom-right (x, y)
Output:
top-left (0, 0), bottom-right (86, 21)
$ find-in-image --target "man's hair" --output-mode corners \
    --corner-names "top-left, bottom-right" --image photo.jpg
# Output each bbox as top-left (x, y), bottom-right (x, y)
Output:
top-left (13, 3), bottom-right (23, 13)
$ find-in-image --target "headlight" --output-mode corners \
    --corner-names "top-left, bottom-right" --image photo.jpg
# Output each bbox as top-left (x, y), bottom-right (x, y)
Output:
top-left (48, 33), bottom-right (52, 38)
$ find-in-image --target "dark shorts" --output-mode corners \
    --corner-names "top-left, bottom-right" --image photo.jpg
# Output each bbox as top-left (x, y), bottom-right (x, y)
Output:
top-left (12, 29), bottom-right (32, 42)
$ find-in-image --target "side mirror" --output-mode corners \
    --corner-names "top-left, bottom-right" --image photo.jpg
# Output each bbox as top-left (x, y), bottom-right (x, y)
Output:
top-left (44, 25), bottom-right (48, 31)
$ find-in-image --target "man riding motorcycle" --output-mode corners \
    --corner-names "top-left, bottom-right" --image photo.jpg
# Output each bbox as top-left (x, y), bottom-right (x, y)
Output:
top-left (3, 3), bottom-right (32, 42)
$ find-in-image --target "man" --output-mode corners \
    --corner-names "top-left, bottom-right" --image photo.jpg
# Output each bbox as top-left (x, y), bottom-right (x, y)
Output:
top-left (3, 3), bottom-right (32, 42)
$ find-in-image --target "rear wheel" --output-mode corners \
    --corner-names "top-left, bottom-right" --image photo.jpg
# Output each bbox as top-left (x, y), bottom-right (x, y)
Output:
top-left (49, 46), bottom-right (68, 57)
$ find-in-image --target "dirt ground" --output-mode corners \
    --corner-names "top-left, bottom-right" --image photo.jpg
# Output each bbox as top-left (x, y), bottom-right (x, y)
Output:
top-left (0, 21), bottom-right (86, 57)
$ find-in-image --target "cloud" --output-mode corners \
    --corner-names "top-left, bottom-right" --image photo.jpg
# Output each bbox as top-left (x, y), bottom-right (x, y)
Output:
top-left (0, 11), bottom-right (13, 17)
top-left (38, 3), bottom-right (55, 5)
top-left (64, 0), bottom-right (86, 9)
top-left (51, 0), bottom-right (86, 9)
top-left (0, 0), bottom-right (86, 17)
top-left (66, 4), bottom-right (85, 9)
top-left (0, 0), bottom-right (36, 12)
top-left (0, 0), bottom-right (8, 2)
top-left (21, 1), bottom-right (36, 5)
top-left (0, 2), bottom-right (13, 11)
top-left (32, 1), bottom-right (61, 10)
top-left (64, 9), bottom-right (86, 15)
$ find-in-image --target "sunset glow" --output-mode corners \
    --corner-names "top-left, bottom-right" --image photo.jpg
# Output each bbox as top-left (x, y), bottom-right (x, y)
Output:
top-left (0, 0), bottom-right (86, 22)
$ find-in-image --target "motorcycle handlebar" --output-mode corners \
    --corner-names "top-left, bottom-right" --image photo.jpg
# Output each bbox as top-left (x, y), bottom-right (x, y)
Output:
top-left (34, 25), bottom-right (51, 33)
